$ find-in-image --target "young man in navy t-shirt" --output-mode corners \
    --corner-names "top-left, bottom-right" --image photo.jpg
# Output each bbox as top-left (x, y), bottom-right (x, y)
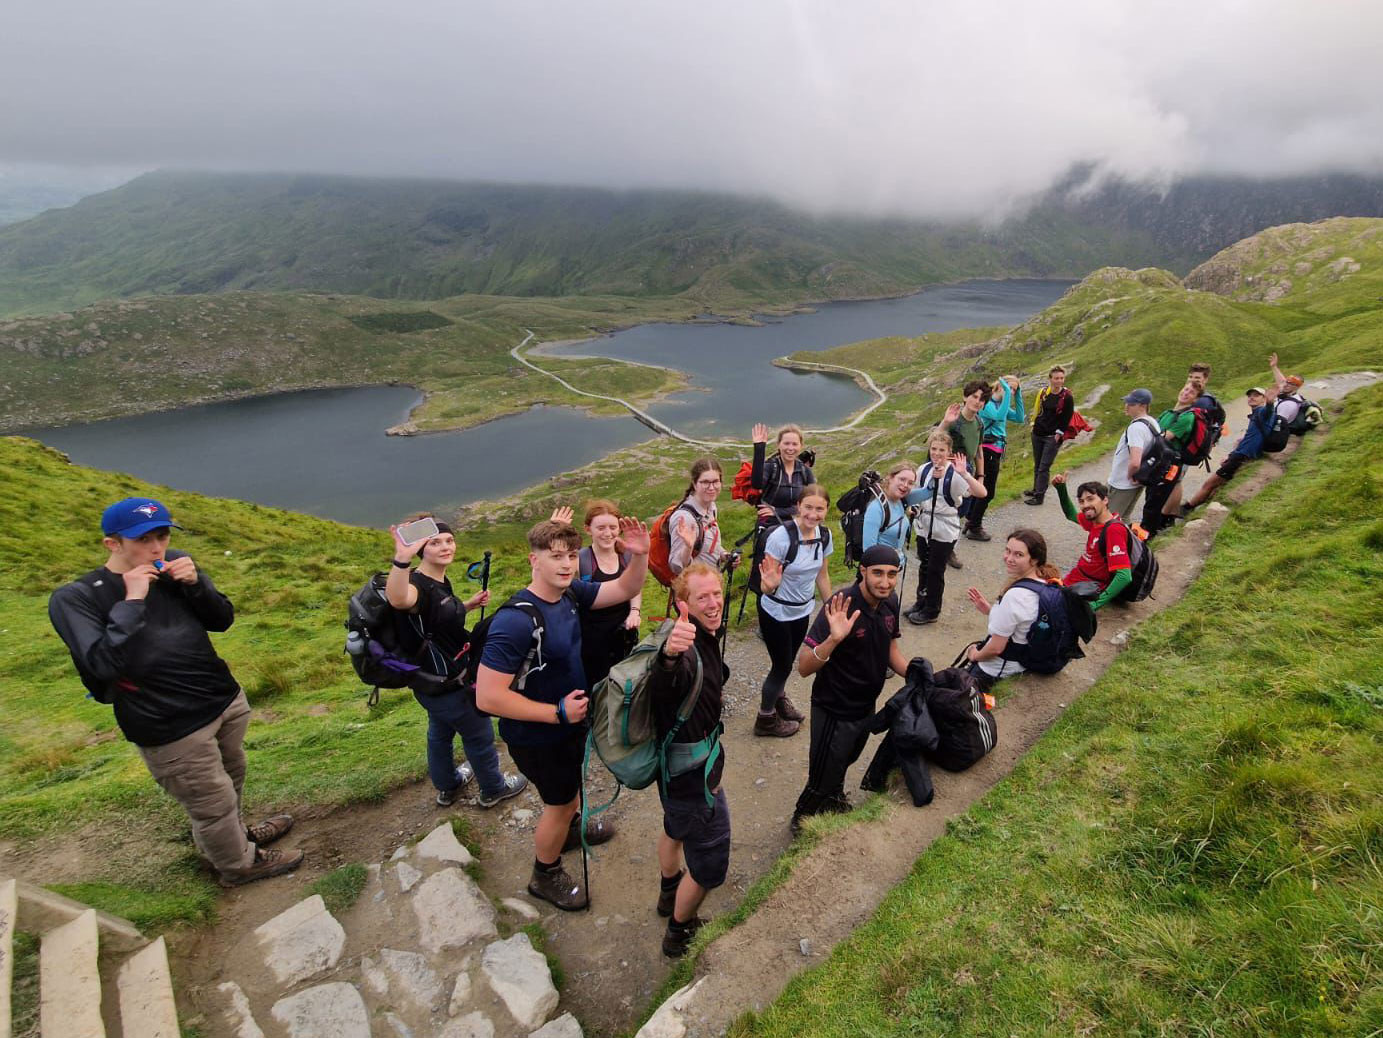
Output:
top-left (477, 516), bottom-right (649, 910)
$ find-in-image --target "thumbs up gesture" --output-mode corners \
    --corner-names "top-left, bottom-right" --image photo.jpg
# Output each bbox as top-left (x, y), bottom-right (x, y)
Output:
top-left (664, 600), bottom-right (697, 656)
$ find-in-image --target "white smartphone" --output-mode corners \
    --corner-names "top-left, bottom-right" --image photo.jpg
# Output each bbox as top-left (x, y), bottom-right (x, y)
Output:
top-left (397, 517), bottom-right (440, 545)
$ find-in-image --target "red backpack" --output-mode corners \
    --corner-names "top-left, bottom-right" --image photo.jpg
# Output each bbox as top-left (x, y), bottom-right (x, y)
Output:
top-left (647, 502), bottom-right (705, 587)
top-left (1178, 407), bottom-right (1215, 466)
top-left (729, 461), bottom-right (760, 505)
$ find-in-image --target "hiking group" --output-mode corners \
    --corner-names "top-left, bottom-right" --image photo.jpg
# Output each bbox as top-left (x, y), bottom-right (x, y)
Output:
top-left (48, 354), bottom-right (1318, 960)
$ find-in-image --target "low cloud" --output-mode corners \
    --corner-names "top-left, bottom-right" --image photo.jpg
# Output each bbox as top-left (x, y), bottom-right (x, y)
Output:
top-left (5, 0), bottom-right (1382, 217)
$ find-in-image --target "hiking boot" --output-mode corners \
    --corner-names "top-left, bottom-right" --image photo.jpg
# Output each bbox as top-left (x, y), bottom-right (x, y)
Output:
top-left (963, 525), bottom-right (991, 542)
top-left (218, 846), bottom-right (305, 888)
top-left (789, 812), bottom-right (807, 837)
top-left (476, 772), bottom-right (528, 809)
top-left (1022, 488), bottom-right (1036, 498)
top-left (528, 862), bottom-right (589, 912)
top-left (1024, 495), bottom-right (1045, 506)
top-left (903, 605), bottom-right (929, 625)
top-left (775, 694), bottom-right (805, 723)
top-left (657, 869), bottom-right (684, 918)
top-left (662, 916), bottom-right (704, 958)
top-left (946, 552), bottom-right (962, 570)
top-left (246, 813), bottom-right (294, 846)
top-left (754, 710), bottom-right (800, 738)
top-left (1179, 502), bottom-right (1200, 520)
top-left (435, 762), bottom-right (476, 807)
top-left (563, 815), bottom-right (617, 853)
top-left (824, 793), bottom-right (853, 815)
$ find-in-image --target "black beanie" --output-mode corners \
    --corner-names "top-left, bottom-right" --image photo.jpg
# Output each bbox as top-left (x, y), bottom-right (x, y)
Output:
top-left (858, 545), bottom-right (899, 569)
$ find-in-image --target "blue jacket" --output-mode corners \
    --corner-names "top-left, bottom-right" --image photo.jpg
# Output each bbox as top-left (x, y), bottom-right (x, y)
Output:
top-left (978, 381), bottom-right (1026, 450)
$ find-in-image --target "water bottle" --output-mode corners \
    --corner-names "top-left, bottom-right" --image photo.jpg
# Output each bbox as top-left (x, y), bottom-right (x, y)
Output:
top-left (346, 630), bottom-right (366, 656)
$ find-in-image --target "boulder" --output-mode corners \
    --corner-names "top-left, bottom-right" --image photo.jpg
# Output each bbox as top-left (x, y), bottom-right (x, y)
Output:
top-left (412, 868), bottom-right (497, 954)
top-left (480, 933), bottom-right (559, 1029)
top-left (251, 895), bottom-right (346, 987)
top-left (416, 822), bottom-right (475, 865)
top-left (438, 1011), bottom-right (496, 1038)
top-left (531, 1012), bottom-right (584, 1038)
top-left (270, 982), bottom-right (370, 1038)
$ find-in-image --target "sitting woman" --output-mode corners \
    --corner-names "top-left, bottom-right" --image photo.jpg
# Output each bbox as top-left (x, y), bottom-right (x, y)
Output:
top-left (578, 499), bottom-right (644, 687)
top-left (962, 528), bottom-right (1062, 692)
top-left (387, 519), bottom-right (527, 808)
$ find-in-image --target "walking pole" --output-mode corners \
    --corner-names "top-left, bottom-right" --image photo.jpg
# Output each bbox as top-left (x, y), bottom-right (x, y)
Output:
top-left (734, 524), bottom-right (761, 624)
top-left (478, 550), bottom-right (492, 621)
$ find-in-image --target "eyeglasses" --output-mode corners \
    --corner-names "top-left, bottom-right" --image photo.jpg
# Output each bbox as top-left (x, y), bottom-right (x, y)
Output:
top-left (695, 479), bottom-right (722, 488)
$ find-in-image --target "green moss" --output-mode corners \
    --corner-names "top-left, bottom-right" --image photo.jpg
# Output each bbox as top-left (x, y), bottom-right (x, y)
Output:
top-left (307, 863), bottom-right (369, 915)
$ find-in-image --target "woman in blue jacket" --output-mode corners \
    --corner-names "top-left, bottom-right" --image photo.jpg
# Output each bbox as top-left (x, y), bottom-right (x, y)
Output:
top-left (964, 375), bottom-right (1025, 542)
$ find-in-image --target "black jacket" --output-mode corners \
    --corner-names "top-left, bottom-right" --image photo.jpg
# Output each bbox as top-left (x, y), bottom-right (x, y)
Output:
top-left (863, 658), bottom-right (938, 806)
top-left (751, 441), bottom-right (815, 524)
top-left (49, 549), bottom-right (240, 747)
top-left (1032, 386), bottom-right (1075, 438)
top-left (647, 622), bottom-right (727, 799)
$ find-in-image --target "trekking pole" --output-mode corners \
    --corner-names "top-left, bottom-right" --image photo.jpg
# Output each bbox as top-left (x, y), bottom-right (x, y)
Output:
top-left (734, 523), bottom-right (762, 623)
top-left (579, 772), bottom-right (590, 910)
top-left (478, 550), bottom-right (492, 621)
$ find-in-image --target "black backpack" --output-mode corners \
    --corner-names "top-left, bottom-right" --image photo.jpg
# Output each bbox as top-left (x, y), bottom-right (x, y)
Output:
top-left (345, 574), bottom-right (452, 704)
top-left (1129, 417), bottom-right (1176, 486)
top-left (457, 590), bottom-right (577, 704)
top-left (748, 521), bottom-right (832, 600)
top-left (998, 578), bottom-right (1097, 675)
top-left (1095, 522), bottom-right (1159, 602)
top-left (925, 664), bottom-right (997, 772)
top-left (1259, 404), bottom-right (1292, 453)
top-left (836, 470), bottom-right (884, 568)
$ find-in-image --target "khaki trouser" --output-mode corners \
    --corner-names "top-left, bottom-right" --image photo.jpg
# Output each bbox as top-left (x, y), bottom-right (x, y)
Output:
top-left (1106, 485), bottom-right (1144, 523)
top-left (138, 690), bottom-right (254, 872)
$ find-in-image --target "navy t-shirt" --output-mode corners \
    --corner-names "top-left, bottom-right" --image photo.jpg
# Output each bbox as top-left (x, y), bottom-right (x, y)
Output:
top-left (481, 580), bottom-right (600, 746)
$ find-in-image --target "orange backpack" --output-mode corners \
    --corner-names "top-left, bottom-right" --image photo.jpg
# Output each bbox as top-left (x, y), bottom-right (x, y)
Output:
top-left (647, 502), bottom-right (704, 587)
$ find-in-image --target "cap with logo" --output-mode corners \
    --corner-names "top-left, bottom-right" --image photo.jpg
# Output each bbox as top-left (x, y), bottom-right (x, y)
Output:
top-left (101, 498), bottom-right (182, 539)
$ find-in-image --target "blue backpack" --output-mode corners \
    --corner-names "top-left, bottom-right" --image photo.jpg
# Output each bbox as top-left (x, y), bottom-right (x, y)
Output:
top-left (999, 578), bottom-right (1097, 675)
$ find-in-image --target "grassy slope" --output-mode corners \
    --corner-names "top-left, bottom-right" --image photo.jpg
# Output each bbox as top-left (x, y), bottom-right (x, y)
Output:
top-left (731, 382), bottom-right (1383, 1038)
top-left (0, 290), bottom-right (694, 432)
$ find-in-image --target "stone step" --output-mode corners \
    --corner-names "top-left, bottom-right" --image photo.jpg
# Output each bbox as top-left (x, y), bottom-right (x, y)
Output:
top-left (39, 908), bottom-right (105, 1038)
top-left (115, 937), bottom-right (179, 1038)
top-left (2, 878), bottom-right (16, 1038)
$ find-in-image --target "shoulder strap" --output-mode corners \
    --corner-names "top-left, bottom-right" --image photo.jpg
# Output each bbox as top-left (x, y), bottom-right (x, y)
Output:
top-left (676, 502), bottom-right (707, 556)
top-left (496, 593), bottom-right (548, 692)
top-left (578, 546), bottom-right (595, 581)
top-left (780, 521), bottom-right (801, 567)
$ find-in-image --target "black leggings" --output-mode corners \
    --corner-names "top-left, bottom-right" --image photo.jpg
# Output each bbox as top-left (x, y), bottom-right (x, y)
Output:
top-left (966, 446), bottom-right (1003, 528)
top-left (757, 601), bottom-right (810, 713)
top-left (911, 537), bottom-right (954, 617)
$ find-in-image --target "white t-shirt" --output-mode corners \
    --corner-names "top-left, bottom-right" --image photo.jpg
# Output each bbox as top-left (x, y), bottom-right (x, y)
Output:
top-left (760, 521), bottom-right (832, 622)
top-left (1110, 417), bottom-right (1159, 490)
top-left (1275, 395), bottom-right (1302, 424)
top-left (977, 583), bottom-right (1040, 679)
top-left (911, 463), bottom-right (972, 544)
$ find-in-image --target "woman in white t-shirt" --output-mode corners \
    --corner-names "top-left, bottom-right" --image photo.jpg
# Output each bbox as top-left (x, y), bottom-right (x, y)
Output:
top-left (963, 528), bottom-right (1061, 691)
top-left (754, 485), bottom-right (833, 738)
top-left (904, 428), bottom-right (987, 626)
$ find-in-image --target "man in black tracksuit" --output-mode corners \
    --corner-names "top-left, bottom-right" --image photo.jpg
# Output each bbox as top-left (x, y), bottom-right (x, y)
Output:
top-left (48, 497), bottom-right (303, 886)
top-left (648, 561), bottom-right (730, 958)
top-left (1026, 365), bottom-right (1075, 505)
top-left (791, 545), bottom-right (908, 834)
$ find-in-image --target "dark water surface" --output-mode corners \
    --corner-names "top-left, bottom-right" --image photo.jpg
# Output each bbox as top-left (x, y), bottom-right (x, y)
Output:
top-left (25, 388), bottom-right (651, 527)
top-left (547, 278), bottom-right (1072, 436)
top-left (23, 280), bottom-right (1070, 526)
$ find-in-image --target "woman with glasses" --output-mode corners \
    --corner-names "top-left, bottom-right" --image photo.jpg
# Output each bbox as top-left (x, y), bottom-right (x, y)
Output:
top-left (669, 457), bottom-right (727, 576)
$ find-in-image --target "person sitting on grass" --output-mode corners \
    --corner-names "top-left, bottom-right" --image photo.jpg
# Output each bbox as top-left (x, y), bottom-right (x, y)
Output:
top-left (791, 545), bottom-right (907, 835)
top-left (476, 515), bottom-right (649, 911)
top-left (387, 518), bottom-right (528, 809)
top-left (1181, 386), bottom-right (1278, 515)
top-left (649, 562), bottom-right (731, 958)
top-left (1051, 475), bottom-right (1133, 611)
top-left (49, 498), bottom-right (303, 887)
top-left (963, 529), bottom-right (1063, 691)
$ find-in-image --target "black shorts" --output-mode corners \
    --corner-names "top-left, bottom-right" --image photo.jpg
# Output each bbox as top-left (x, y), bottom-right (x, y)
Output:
top-left (507, 731), bottom-right (585, 806)
top-left (1215, 452), bottom-right (1251, 482)
top-left (661, 787), bottom-right (731, 890)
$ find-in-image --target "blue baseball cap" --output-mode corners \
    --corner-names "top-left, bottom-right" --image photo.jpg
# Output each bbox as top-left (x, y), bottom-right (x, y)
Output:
top-left (1122, 388), bottom-right (1153, 406)
top-left (101, 498), bottom-right (181, 538)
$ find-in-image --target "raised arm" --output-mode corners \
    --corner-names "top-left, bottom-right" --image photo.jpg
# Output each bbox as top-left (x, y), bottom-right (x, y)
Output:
top-left (1054, 476), bottom-right (1078, 522)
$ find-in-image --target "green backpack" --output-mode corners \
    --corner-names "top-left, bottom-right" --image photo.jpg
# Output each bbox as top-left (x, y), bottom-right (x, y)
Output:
top-left (585, 620), bottom-right (721, 806)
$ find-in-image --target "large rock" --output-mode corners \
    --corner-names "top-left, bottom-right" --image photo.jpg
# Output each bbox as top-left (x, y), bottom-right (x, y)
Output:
top-left (416, 821), bottom-right (475, 865)
top-left (531, 1013), bottom-right (584, 1038)
top-left (412, 869), bottom-right (497, 954)
top-left (449, 972), bottom-right (473, 1015)
top-left (270, 982), bottom-right (370, 1038)
top-left (379, 947), bottom-right (444, 1011)
top-left (217, 981), bottom-right (266, 1038)
top-left (253, 894), bottom-right (346, 986)
top-left (480, 933), bottom-right (559, 1029)
top-left (439, 1011), bottom-right (495, 1038)
top-left (636, 978), bottom-right (706, 1038)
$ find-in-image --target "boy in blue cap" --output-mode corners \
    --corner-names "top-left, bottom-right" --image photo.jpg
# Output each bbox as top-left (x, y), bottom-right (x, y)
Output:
top-left (49, 498), bottom-right (304, 886)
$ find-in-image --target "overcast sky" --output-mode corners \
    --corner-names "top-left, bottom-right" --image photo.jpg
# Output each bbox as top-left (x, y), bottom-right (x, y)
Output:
top-left (5, 0), bottom-right (1382, 218)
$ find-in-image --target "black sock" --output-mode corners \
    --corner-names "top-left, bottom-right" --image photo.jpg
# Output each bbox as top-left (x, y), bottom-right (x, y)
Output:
top-left (660, 870), bottom-right (683, 891)
top-left (535, 857), bottom-right (561, 873)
